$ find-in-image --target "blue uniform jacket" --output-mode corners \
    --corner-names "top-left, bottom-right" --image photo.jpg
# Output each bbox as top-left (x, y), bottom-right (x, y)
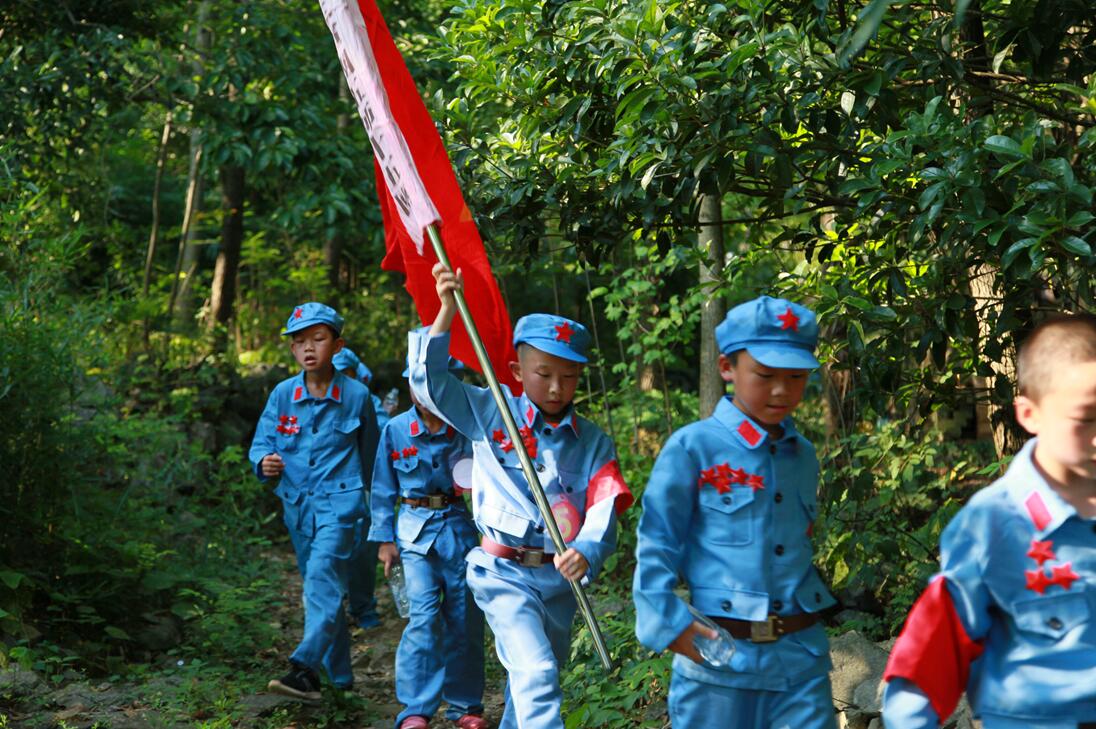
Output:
top-left (249, 371), bottom-right (379, 531)
top-left (408, 330), bottom-right (629, 579)
top-left (886, 438), bottom-right (1096, 726)
top-left (367, 406), bottom-right (475, 554)
top-left (633, 396), bottom-right (836, 689)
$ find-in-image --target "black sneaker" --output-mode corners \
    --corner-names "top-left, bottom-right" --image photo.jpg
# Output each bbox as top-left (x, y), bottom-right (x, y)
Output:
top-left (267, 663), bottom-right (322, 702)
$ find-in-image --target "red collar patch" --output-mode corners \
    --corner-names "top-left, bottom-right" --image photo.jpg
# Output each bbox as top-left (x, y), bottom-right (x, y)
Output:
top-left (1024, 491), bottom-right (1052, 531)
top-left (293, 386), bottom-right (304, 402)
top-left (410, 420), bottom-right (420, 436)
top-left (737, 420), bottom-right (762, 446)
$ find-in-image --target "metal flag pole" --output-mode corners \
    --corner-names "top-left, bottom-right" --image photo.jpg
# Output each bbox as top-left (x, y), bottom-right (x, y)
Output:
top-left (425, 224), bottom-right (615, 671)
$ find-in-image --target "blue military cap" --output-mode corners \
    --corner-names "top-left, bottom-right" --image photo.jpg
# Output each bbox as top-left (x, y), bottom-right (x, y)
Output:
top-left (513, 314), bottom-right (591, 363)
top-left (332, 347), bottom-right (360, 373)
top-left (715, 295), bottom-right (820, 369)
top-left (282, 302), bottom-right (344, 336)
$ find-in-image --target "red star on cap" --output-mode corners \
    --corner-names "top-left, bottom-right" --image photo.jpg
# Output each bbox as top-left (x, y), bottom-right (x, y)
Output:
top-left (1026, 539), bottom-right (1056, 566)
top-left (554, 322), bottom-right (574, 343)
top-left (777, 307), bottom-right (799, 331)
top-left (1025, 568), bottom-right (1052, 594)
top-left (746, 473), bottom-right (765, 492)
top-left (1050, 562), bottom-right (1079, 591)
top-left (294, 307), bottom-right (303, 319)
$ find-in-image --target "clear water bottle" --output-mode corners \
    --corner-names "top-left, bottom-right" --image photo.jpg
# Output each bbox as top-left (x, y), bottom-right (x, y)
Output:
top-left (389, 563), bottom-right (411, 619)
top-left (687, 605), bottom-right (735, 667)
top-left (382, 387), bottom-right (399, 415)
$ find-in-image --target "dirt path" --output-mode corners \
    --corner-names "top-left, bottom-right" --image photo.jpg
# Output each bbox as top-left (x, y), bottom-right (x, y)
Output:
top-left (0, 551), bottom-right (506, 728)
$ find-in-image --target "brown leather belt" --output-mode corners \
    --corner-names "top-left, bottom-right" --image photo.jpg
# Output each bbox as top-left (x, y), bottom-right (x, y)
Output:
top-left (1079, 724), bottom-right (1096, 728)
top-left (400, 493), bottom-right (462, 509)
top-left (482, 538), bottom-right (550, 567)
top-left (711, 613), bottom-right (822, 643)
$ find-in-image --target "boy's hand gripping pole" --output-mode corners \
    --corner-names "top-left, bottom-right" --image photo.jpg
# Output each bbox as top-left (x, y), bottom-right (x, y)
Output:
top-left (426, 224), bottom-right (615, 671)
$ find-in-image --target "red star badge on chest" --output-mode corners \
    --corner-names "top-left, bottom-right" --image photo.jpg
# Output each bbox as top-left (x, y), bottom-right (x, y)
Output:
top-left (746, 473), bottom-right (765, 492)
top-left (1025, 568), bottom-right (1052, 594)
top-left (729, 467), bottom-right (748, 485)
top-left (390, 450), bottom-right (401, 461)
top-left (492, 428), bottom-right (506, 443)
top-left (777, 307), bottom-right (799, 331)
top-left (402, 446), bottom-right (418, 458)
top-left (1050, 562), bottom-right (1079, 591)
top-left (554, 322), bottom-right (574, 343)
top-left (1026, 539), bottom-right (1056, 566)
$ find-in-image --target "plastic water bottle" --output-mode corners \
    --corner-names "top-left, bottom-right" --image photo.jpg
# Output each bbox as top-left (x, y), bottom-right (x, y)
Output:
top-left (687, 605), bottom-right (735, 667)
top-left (389, 563), bottom-right (411, 619)
top-left (382, 388), bottom-right (400, 415)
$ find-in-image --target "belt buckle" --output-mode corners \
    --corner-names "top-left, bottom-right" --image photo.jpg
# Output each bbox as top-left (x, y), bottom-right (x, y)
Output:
top-left (426, 493), bottom-right (446, 509)
top-left (750, 615), bottom-right (779, 643)
top-left (516, 548), bottom-right (545, 567)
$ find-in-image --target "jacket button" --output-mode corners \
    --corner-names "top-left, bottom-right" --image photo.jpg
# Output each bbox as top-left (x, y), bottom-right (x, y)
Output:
top-left (536, 463), bottom-right (545, 472)
top-left (566, 486), bottom-right (573, 493)
top-left (814, 592), bottom-right (822, 603)
top-left (312, 426), bottom-right (318, 434)
top-left (721, 600), bottom-right (732, 611)
top-left (308, 490), bottom-right (314, 496)
top-left (536, 525), bottom-right (545, 533)
top-left (498, 457), bottom-right (504, 463)
top-left (309, 459), bottom-right (315, 466)
top-left (432, 461), bottom-right (439, 467)
top-left (769, 445), bottom-right (776, 454)
top-left (774, 544), bottom-right (785, 556)
top-left (339, 483), bottom-right (345, 490)
top-left (722, 496), bottom-right (731, 505)
top-left (774, 492), bottom-right (783, 503)
top-left (772, 600), bottom-right (783, 611)
top-left (543, 427), bottom-right (551, 435)
top-left (1047, 617), bottom-right (1064, 630)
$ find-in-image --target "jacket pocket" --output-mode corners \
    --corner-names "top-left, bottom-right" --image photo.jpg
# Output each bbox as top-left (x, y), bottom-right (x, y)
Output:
top-left (393, 454), bottom-right (420, 473)
top-left (326, 480), bottom-right (366, 523)
top-left (477, 502), bottom-right (531, 538)
top-left (397, 507), bottom-right (430, 546)
top-left (696, 486), bottom-right (755, 546)
top-left (1012, 591), bottom-right (1090, 640)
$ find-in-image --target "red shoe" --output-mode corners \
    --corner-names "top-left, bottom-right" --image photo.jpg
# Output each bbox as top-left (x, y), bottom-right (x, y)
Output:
top-left (455, 715), bottom-right (489, 729)
top-left (399, 717), bottom-right (429, 729)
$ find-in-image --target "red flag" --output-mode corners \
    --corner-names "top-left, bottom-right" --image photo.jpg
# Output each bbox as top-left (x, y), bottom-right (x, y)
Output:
top-left (883, 576), bottom-right (985, 721)
top-left (319, 0), bottom-right (519, 390)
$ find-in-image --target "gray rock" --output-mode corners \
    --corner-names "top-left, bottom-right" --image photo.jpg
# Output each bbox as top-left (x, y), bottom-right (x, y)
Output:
top-left (829, 630), bottom-right (890, 706)
top-left (239, 692), bottom-right (298, 719)
top-left (852, 674), bottom-right (885, 714)
top-left (0, 665), bottom-right (43, 697)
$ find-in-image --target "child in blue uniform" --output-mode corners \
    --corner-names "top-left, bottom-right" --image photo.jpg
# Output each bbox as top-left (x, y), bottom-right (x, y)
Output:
top-left (248, 302), bottom-right (380, 701)
top-left (370, 354), bottom-right (487, 729)
top-left (334, 346), bottom-right (388, 631)
top-left (633, 295), bottom-right (837, 729)
top-left (410, 263), bottom-right (633, 729)
top-left (883, 313), bottom-right (1096, 729)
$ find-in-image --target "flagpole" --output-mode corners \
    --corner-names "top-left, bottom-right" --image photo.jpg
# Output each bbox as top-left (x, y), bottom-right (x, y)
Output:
top-left (426, 224), bottom-right (615, 671)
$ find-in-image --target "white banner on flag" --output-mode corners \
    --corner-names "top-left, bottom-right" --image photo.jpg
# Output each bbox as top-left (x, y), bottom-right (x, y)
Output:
top-left (319, 0), bottom-right (439, 252)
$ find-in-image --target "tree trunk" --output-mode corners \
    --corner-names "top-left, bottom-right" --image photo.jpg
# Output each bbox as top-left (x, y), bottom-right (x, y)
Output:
top-left (171, 0), bottom-right (210, 329)
top-left (698, 191), bottom-right (725, 419)
top-left (324, 76), bottom-right (352, 300)
top-left (969, 264), bottom-right (1025, 459)
top-left (209, 164), bottom-right (245, 331)
top-left (142, 111), bottom-right (173, 344)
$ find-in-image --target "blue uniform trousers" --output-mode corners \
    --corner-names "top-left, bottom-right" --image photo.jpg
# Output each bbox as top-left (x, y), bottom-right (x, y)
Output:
top-left (669, 670), bottom-right (837, 729)
top-left (394, 523), bottom-right (485, 726)
top-left (348, 516), bottom-right (380, 627)
top-left (285, 500), bottom-right (356, 688)
top-left (466, 552), bottom-right (577, 729)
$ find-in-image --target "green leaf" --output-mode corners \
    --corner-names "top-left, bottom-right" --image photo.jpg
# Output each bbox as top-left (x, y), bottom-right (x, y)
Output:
top-left (838, 0), bottom-right (893, 65)
top-left (104, 626), bottom-right (132, 641)
top-left (1059, 236), bottom-right (1092, 257)
top-left (984, 135), bottom-right (1024, 158)
top-left (1001, 238), bottom-right (1036, 268)
top-left (0, 571), bottom-right (25, 590)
